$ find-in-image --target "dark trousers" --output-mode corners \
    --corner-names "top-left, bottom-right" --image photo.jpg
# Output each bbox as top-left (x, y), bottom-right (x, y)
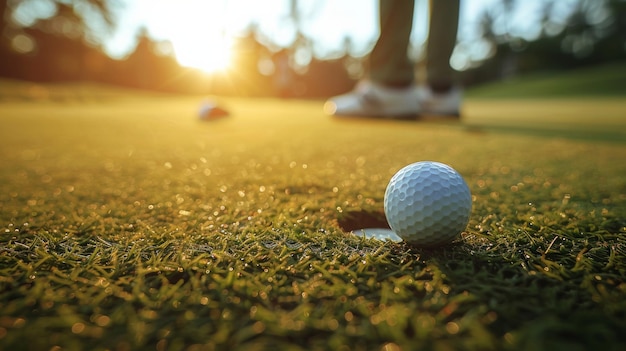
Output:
top-left (369, 0), bottom-right (460, 88)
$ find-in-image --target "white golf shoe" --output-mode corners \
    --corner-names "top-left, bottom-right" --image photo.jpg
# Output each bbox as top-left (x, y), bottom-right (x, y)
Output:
top-left (323, 81), bottom-right (420, 118)
top-left (416, 85), bottom-right (462, 117)
top-left (324, 81), bottom-right (461, 118)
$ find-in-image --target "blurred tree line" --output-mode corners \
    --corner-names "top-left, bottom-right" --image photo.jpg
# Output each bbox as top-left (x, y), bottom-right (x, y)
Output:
top-left (0, 0), bottom-right (624, 97)
top-left (459, 0), bottom-right (626, 85)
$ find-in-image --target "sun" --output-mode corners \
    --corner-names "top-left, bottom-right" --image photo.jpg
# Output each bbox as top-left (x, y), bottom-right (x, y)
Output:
top-left (172, 33), bottom-right (233, 74)
top-left (137, 0), bottom-right (237, 74)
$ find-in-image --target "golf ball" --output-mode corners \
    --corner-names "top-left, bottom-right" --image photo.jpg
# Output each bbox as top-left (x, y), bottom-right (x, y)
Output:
top-left (384, 161), bottom-right (472, 247)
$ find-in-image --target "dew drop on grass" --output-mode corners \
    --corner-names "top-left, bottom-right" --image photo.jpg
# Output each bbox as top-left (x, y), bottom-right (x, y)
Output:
top-left (446, 322), bottom-right (460, 335)
top-left (95, 315), bottom-right (111, 327)
top-left (344, 311), bottom-right (354, 322)
top-left (252, 321), bottom-right (265, 334)
top-left (71, 323), bottom-right (85, 334)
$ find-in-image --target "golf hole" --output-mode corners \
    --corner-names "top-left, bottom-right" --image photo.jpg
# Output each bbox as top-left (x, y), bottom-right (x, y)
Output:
top-left (337, 211), bottom-right (402, 242)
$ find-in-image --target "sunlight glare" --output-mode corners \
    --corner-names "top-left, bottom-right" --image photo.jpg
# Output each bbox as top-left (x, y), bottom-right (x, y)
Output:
top-left (173, 33), bottom-right (233, 73)
top-left (146, 0), bottom-right (234, 74)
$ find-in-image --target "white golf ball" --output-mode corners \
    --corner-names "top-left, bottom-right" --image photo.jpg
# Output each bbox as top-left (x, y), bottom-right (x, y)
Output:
top-left (384, 161), bottom-right (472, 247)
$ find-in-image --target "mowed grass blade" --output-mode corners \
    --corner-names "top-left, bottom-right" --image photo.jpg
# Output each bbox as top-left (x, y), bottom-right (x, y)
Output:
top-left (1, 81), bottom-right (625, 350)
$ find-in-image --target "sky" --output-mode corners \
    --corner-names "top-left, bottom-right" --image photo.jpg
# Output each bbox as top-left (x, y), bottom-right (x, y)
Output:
top-left (13, 0), bottom-right (564, 73)
top-left (105, 0), bottom-right (392, 72)
top-left (102, 0), bottom-right (501, 72)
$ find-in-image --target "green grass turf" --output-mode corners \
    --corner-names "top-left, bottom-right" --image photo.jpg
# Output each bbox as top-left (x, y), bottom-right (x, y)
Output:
top-left (0, 86), bottom-right (625, 350)
top-left (466, 61), bottom-right (626, 99)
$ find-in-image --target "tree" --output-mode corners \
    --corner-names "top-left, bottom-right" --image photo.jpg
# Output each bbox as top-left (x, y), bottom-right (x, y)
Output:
top-left (1, 0), bottom-right (117, 48)
top-left (465, 0), bottom-right (626, 85)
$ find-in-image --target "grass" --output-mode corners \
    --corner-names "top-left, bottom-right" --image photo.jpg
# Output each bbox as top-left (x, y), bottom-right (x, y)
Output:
top-left (1, 80), bottom-right (625, 351)
top-left (466, 61), bottom-right (626, 98)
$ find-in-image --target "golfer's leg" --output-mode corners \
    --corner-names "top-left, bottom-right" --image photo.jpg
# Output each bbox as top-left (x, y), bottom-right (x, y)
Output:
top-left (370, 0), bottom-right (415, 87)
top-left (426, 0), bottom-right (460, 91)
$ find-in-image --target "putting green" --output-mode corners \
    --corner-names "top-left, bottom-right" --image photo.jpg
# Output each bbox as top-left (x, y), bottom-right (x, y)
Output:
top-left (1, 93), bottom-right (625, 350)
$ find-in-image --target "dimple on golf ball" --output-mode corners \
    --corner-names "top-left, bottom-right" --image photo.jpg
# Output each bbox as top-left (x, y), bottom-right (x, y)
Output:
top-left (384, 161), bottom-right (472, 247)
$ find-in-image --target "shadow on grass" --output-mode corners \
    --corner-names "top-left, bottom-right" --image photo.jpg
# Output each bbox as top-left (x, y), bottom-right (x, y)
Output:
top-left (424, 243), bottom-right (624, 349)
top-left (337, 210), bottom-right (624, 348)
top-left (462, 123), bottom-right (626, 144)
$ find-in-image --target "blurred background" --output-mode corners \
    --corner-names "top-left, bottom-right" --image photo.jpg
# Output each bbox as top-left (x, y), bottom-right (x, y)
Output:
top-left (1, 0), bottom-right (624, 97)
